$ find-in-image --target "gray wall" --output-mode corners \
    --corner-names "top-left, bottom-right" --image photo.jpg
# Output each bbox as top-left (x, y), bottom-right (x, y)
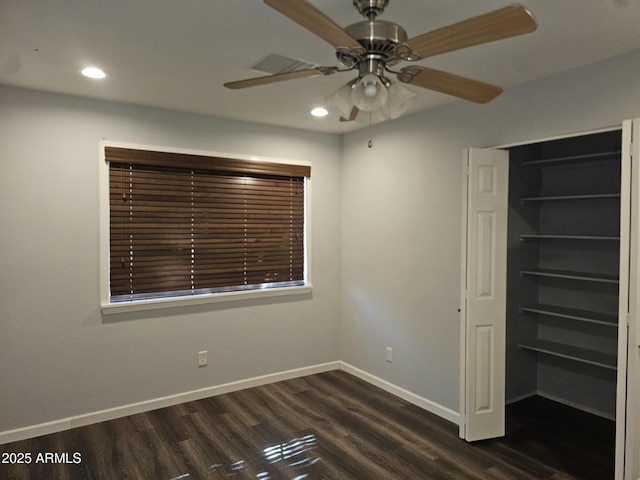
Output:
top-left (0, 86), bottom-right (342, 432)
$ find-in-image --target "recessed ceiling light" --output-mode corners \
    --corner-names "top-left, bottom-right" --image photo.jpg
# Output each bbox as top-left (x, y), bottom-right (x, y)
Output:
top-left (81, 67), bottom-right (107, 79)
top-left (310, 107), bottom-right (328, 117)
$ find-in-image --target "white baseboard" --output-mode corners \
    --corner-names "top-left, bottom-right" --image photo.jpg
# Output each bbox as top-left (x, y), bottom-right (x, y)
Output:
top-left (505, 390), bottom-right (537, 405)
top-left (535, 391), bottom-right (615, 421)
top-left (506, 390), bottom-right (615, 420)
top-left (0, 361), bottom-right (340, 445)
top-left (1, 360), bottom-right (460, 445)
top-left (339, 362), bottom-right (460, 424)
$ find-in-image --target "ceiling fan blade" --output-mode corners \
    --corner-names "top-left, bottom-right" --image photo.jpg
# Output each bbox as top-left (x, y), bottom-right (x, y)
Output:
top-left (224, 67), bottom-right (337, 89)
top-left (405, 4), bottom-right (537, 59)
top-left (264, 0), bottom-right (361, 49)
top-left (402, 67), bottom-right (503, 104)
top-left (340, 107), bottom-right (359, 122)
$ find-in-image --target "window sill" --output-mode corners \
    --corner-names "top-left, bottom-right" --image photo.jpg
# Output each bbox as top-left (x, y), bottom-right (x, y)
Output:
top-left (101, 284), bottom-right (313, 315)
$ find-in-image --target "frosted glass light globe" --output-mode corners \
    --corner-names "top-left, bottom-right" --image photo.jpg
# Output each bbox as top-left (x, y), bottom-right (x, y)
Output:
top-left (364, 83), bottom-right (377, 97)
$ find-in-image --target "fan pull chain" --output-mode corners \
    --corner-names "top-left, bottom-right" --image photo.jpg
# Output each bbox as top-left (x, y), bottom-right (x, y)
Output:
top-left (368, 112), bottom-right (373, 148)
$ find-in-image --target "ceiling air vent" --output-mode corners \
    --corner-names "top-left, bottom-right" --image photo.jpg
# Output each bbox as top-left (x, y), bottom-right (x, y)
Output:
top-left (250, 53), bottom-right (317, 75)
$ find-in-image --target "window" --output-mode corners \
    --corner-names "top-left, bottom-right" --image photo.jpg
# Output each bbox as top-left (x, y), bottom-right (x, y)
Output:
top-left (101, 144), bottom-right (311, 311)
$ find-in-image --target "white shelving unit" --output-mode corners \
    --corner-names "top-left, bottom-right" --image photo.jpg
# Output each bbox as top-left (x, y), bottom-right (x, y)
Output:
top-left (518, 339), bottom-right (617, 370)
top-left (518, 304), bottom-right (617, 327)
top-left (506, 130), bottom-right (622, 418)
top-left (520, 234), bottom-right (620, 241)
top-left (520, 268), bottom-right (619, 284)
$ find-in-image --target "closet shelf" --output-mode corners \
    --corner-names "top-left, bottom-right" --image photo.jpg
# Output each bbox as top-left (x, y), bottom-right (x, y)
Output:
top-left (519, 234), bottom-right (620, 241)
top-left (522, 151), bottom-right (621, 166)
top-left (520, 269), bottom-right (619, 284)
top-left (521, 193), bottom-right (620, 202)
top-left (518, 339), bottom-right (617, 371)
top-left (518, 304), bottom-right (618, 327)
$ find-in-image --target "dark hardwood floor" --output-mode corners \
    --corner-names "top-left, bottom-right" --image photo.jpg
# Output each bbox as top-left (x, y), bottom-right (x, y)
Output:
top-left (0, 370), bottom-right (615, 479)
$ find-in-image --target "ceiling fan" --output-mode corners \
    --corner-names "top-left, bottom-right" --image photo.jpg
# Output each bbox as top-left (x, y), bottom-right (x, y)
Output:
top-left (224, 0), bottom-right (537, 123)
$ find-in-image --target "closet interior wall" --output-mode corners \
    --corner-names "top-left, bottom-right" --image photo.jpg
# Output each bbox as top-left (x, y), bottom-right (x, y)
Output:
top-left (505, 130), bottom-right (622, 419)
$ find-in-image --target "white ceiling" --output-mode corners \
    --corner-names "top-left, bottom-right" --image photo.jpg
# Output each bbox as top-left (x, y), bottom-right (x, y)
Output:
top-left (2, 0), bottom-right (640, 134)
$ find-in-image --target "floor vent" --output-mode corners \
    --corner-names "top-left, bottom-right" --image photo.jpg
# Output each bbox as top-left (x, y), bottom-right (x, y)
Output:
top-left (250, 52), bottom-right (317, 75)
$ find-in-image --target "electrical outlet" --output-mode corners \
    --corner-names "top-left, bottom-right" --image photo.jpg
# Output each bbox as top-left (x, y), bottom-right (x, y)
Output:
top-left (198, 350), bottom-right (208, 367)
top-left (385, 347), bottom-right (393, 362)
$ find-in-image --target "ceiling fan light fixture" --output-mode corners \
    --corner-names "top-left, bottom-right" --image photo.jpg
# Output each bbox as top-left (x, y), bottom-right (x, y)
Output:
top-left (364, 82), bottom-right (378, 98)
top-left (384, 82), bottom-right (417, 119)
top-left (351, 74), bottom-right (388, 112)
top-left (325, 83), bottom-right (355, 119)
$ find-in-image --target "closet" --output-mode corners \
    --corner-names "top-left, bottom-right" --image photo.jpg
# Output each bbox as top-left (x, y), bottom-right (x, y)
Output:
top-left (505, 129), bottom-right (622, 419)
top-left (462, 120), bottom-right (640, 480)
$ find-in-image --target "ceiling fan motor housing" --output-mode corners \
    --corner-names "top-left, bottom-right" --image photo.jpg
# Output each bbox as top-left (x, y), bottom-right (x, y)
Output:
top-left (337, 20), bottom-right (408, 69)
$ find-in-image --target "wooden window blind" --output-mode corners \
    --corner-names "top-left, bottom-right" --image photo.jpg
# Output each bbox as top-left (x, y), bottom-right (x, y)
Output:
top-left (106, 146), bottom-right (310, 302)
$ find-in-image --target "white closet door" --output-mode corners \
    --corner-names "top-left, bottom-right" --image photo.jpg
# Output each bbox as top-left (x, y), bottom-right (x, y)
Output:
top-left (460, 148), bottom-right (509, 441)
top-left (621, 118), bottom-right (639, 480)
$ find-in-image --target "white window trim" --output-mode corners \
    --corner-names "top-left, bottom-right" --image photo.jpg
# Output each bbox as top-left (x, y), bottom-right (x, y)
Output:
top-left (99, 140), bottom-right (313, 315)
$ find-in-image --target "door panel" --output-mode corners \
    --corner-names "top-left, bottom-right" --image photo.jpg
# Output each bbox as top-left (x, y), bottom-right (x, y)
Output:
top-left (621, 119), bottom-right (637, 480)
top-left (461, 148), bottom-right (509, 441)
top-left (474, 325), bottom-right (495, 412)
top-left (476, 210), bottom-right (496, 298)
